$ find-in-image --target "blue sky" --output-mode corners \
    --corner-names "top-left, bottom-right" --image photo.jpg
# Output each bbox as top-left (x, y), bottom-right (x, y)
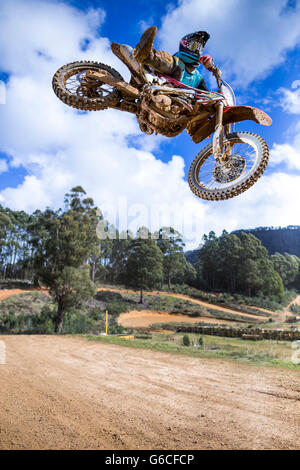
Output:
top-left (0, 0), bottom-right (300, 248)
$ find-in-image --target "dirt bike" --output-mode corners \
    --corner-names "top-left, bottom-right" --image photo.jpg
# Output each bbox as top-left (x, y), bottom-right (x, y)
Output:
top-left (52, 44), bottom-right (272, 201)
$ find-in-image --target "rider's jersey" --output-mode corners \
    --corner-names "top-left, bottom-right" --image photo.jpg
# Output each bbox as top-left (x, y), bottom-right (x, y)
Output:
top-left (173, 53), bottom-right (208, 90)
top-left (181, 68), bottom-right (203, 88)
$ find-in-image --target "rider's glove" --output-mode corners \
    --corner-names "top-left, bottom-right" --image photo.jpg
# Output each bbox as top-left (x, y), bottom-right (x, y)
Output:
top-left (200, 55), bottom-right (222, 77)
top-left (199, 55), bottom-right (214, 71)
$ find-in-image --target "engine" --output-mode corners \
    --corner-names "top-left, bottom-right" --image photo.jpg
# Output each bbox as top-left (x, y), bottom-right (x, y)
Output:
top-left (137, 89), bottom-right (190, 137)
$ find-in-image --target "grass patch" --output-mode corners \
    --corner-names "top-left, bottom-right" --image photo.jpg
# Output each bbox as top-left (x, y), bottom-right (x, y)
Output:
top-left (81, 332), bottom-right (300, 370)
top-left (0, 291), bottom-right (130, 335)
top-left (97, 282), bottom-right (289, 313)
top-left (205, 308), bottom-right (262, 323)
top-left (95, 290), bottom-right (135, 316)
top-left (290, 304), bottom-right (300, 315)
top-left (0, 291), bottom-right (50, 316)
top-left (162, 284), bottom-right (297, 313)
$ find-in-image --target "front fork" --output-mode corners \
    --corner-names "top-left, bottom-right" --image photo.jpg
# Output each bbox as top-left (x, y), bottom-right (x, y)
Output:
top-left (212, 102), bottom-right (234, 162)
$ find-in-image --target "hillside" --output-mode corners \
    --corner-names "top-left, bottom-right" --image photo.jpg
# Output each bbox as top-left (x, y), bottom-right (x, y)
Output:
top-left (185, 248), bottom-right (201, 265)
top-left (185, 226), bottom-right (300, 263)
top-left (232, 225), bottom-right (300, 256)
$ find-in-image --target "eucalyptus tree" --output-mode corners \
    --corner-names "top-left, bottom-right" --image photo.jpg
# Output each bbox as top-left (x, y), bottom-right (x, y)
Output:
top-left (29, 187), bottom-right (99, 333)
top-left (156, 227), bottom-right (186, 289)
top-left (271, 252), bottom-right (299, 288)
top-left (198, 231), bottom-right (221, 289)
top-left (126, 228), bottom-right (163, 303)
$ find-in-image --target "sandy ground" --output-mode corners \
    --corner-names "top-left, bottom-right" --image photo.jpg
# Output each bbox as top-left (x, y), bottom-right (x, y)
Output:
top-left (0, 335), bottom-right (299, 450)
top-left (0, 288), bottom-right (49, 302)
top-left (292, 295), bottom-right (300, 306)
top-left (0, 289), bottom-right (32, 301)
top-left (118, 310), bottom-right (235, 328)
top-left (283, 295), bottom-right (300, 319)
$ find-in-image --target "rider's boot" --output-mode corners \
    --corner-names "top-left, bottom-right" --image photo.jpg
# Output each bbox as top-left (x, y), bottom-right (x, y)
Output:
top-left (133, 26), bottom-right (176, 76)
top-left (111, 42), bottom-right (142, 83)
top-left (132, 26), bottom-right (157, 63)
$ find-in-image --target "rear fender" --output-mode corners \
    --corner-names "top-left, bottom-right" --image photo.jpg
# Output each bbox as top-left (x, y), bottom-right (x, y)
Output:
top-left (188, 105), bottom-right (272, 144)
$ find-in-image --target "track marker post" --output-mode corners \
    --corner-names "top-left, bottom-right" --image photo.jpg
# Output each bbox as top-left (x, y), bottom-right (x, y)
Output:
top-left (106, 310), bottom-right (108, 336)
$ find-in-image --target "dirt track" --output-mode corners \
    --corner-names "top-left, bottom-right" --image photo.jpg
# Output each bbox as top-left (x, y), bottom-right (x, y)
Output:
top-left (283, 294), bottom-right (300, 319)
top-left (118, 310), bottom-right (235, 328)
top-left (98, 288), bottom-right (268, 322)
top-left (0, 335), bottom-right (299, 450)
top-left (0, 289), bottom-right (32, 301)
top-left (0, 289), bottom-right (49, 302)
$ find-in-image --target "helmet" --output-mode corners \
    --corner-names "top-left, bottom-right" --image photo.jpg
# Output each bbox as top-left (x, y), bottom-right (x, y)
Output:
top-left (179, 31), bottom-right (210, 63)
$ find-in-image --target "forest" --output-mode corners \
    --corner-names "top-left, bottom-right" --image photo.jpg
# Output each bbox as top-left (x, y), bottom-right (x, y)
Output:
top-left (1, 186), bottom-right (299, 332)
top-left (196, 230), bottom-right (300, 296)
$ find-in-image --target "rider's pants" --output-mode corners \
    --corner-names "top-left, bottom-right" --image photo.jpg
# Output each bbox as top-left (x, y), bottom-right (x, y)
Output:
top-left (142, 49), bottom-right (182, 81)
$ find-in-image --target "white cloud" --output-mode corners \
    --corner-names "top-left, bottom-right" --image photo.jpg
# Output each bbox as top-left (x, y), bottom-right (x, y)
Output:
top-left (158, 0), bottom-right (300, 86)
top-left (0, 0), bottom-right (300, 250)
top-left (0, 0), bottom-right (209, 246)
top-left (269, 82), bottom-right (300, 170)
top-left (279, 86), bottom-right (300, 114)
top-left (269, 142), bottom-right (300, 170)
top-left (198, 171), bottom-right (300, 240)
top-left (0, 80), bottom-right (6, 105)
top-left (0, 1), bottom-right (106, 76)
top-left (0, 159), bottom-right (8, 174)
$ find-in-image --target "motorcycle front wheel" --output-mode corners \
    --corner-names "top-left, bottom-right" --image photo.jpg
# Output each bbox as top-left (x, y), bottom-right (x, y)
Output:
top-left (188, 132), bottom-right (269, 201)
top-left (52, 61), bottom-right (123, 111)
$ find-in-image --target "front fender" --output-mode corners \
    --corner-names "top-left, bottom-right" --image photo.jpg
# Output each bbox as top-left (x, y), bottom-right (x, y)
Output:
top-left (188, 105), bottom-right (272, 144)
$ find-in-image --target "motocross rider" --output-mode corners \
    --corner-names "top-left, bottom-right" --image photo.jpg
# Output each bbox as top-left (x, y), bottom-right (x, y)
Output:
top-left (132, 26), bottom-right (220, 91)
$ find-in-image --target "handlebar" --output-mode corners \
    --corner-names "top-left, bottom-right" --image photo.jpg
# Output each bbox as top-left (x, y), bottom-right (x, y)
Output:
top-left (211, 66), bottom-right (222, 90)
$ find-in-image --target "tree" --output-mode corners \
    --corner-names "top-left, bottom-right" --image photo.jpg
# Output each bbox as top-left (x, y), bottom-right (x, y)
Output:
top-left (195, 229), bottom-right (285, 298)
top-left (239, 258), bottom-right (263, 297)
top-left (156, 227), bottom-right (186, 289)
top-left (108, 230), bottom-right (132, 284)
top-left (29, 187), bottom-right (99, 333)
top-left (93, 219), bottom-right (115, 282)
top-left (183, 262), bottom-right (197, 285)
top-left (0, 208), bottom-right (13, 278)
top-left (198, 231), bottom-right (221, 289)
top-left (218, 231), bottom-right (243, 292)
top-left (237, 232), bottom-right (284, 298)
top-left (126, 229), bottom-right (163, 303)
top-left (54, 266), bottom-right (96, 333)
top-left (271, 252), bottom-right (299, 288)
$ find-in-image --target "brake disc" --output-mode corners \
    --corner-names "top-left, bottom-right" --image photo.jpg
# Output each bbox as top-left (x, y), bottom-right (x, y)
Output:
top-left (213, 155), bottom-right (246, 183)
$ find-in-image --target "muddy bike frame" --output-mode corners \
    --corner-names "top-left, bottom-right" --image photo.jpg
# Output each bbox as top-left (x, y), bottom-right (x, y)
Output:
top-left (85, 63), bottom-right (272, 151)
top-left (152, 72), bottom-right (271, 156)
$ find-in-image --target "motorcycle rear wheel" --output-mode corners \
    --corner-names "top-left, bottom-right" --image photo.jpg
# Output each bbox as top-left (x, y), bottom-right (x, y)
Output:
top-left (52, 61), bottom-right (122, 111)
top-left (188, 132), bottom-right (269, 201)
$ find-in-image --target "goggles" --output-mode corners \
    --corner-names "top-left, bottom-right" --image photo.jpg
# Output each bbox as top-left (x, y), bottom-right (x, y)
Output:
top-left (188, 40), bottom-right (204, 54)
